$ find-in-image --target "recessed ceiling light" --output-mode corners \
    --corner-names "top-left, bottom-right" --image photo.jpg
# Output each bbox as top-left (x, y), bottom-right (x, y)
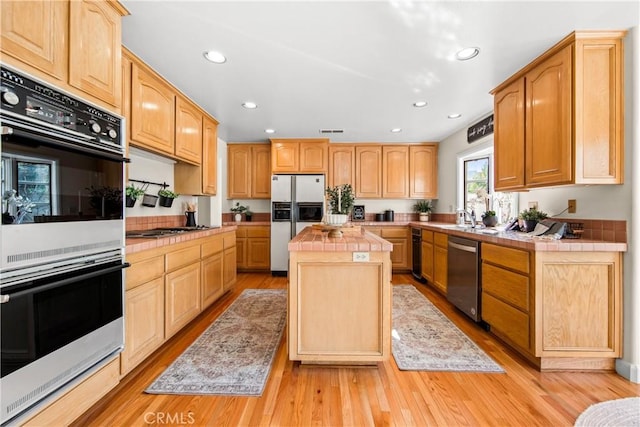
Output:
top-left (448, 113), bottom-right (462, 119)
top-left (242, 102), bottom-right (257, 109)
top-left (413, 101), bottom-right (428, 108)
top-left (390, 128), bottom-right (402, 133)
top-left (265, 129), bottom-right (275, 134)
top-left (203, 50), bottom-right (226, 64)
top-left (455, 47), bottom-right (480, 61)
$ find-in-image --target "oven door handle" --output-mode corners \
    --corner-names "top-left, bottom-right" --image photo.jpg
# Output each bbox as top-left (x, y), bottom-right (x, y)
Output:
top-left (0, 262), bottom-right (130, 302)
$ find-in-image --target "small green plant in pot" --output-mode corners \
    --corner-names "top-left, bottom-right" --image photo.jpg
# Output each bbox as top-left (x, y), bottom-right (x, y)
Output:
top-left (481, 210), bottom-right (498, 227)
top-left (325, 184), bottom-right (355, 225)
top-left (158, 188), bottom-right (179, 208)
top-left (125, 184), bottom-right (145, 208)
top-left (230, 202), bottom-right (248, 222)
top-left (518, 207), bottom-right (548, 232)
top-left (413, 200), bottom-right (432, 222)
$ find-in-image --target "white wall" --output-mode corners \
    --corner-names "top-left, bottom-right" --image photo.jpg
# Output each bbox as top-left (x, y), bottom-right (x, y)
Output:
top-left (436, 28), bottom-right (638, 382)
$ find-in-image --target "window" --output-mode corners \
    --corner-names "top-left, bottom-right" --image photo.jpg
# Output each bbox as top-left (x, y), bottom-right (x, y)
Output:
top-left (457, 142), bottom-right (516, 225)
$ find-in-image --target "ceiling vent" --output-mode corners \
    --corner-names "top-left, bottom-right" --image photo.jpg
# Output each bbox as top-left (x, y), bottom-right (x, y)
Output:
top-left (319, 129), bottom-right (344, 134)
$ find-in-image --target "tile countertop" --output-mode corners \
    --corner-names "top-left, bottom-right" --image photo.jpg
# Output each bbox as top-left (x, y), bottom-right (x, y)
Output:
top-left (288, 225), bottom-right (393, 252)
top-left (126, 225), bottom-right (237, 254)
top-left (412, 222), bottom-right (627, 252)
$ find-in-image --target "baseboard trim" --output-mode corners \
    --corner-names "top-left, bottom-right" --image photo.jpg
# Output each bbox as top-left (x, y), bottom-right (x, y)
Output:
top-left (616, 359), bottom-right (640, 383)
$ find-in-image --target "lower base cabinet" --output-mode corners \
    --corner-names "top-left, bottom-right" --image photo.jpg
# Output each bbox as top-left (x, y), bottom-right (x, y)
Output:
top-left (236, 225), bottom-right (270, 271)
top-left (366, 226), bottom-right (411, 272)
top-left (165, 262), bottom-right (201, 339)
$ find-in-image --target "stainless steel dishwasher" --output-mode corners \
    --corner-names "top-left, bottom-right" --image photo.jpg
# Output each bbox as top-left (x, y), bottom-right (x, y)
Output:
top-left (447, 236), bottom-right (481, 322)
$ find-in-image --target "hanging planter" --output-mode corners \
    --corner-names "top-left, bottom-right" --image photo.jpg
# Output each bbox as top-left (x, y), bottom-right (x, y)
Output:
top-left (125, 184), bottom-right (145, 208)
top-left (158, 188), bottom-right (179, 208)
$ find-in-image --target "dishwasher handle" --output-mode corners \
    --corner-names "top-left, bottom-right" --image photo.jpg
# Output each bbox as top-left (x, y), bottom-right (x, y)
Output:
top-left (448, 241), bottom-right (477, 253)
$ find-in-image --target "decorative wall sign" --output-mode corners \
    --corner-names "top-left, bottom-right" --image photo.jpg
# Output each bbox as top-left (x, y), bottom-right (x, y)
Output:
top-left (467, 114), bottom-right (494, 143)
top-left (351, 205), bottom-right (365, 221)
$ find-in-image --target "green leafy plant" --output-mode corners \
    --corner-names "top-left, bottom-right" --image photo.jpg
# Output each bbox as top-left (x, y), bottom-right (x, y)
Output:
top-left (518, 207), bottom-right (548, 221)
top-left (230, 202), bottom-right (248, 213)
top-left (413, 200), bottom-right (433, 213)
top-left (158, 188), bottom-right (179, 199)
top-left (325, 184), bottom-right (355, 215)
top-left (125, 184), bottom-right (145, 199)
top-left (481, 210), bottom-right (496, 219)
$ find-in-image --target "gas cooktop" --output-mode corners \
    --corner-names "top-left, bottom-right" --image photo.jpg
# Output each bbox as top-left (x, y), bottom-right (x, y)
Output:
top-left (126, 226), bottom-right (217, 239)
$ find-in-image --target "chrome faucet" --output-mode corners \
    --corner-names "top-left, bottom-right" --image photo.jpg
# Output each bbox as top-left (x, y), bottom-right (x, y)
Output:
top-left (457, 209), bottom-right (477, 228)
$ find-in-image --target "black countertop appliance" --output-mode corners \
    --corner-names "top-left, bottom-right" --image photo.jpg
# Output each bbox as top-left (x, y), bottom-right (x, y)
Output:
top-left (384, 210), bottom-right (394, 222)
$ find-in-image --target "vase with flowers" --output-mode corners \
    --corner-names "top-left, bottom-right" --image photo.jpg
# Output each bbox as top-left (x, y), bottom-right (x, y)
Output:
top-left (325, 184), bottom-right (355, 225)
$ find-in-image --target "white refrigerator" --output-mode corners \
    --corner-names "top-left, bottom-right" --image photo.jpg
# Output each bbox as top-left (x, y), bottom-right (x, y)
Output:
top-left (270, 174), bottom-right (325, 275)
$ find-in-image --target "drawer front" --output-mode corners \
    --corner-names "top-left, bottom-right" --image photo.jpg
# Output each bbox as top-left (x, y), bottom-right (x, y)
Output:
top-left (381, 227), bottom-right (407, 238)
top-left (224, 233), bottom-right (236, 249)
top-left (126, 255), bottom-right (164, 291)
top-left (482, 293), bottom-right (530, 351)
top-left (201, 236), bottom-right (224, 258)
top-left (166, 245), bottom-right (201, 272)
top-left (482, 264), bottom-right (529, 312)
top-left (247, 226), bottom-right (270, 238)
top-left (434, 232), bottom-right (448, 248)
top-left (365, 227), bottom-right (382, 236)
top-left (421, 229), bottom-right (433, 243)
top-left (235, 227), bottom-right (248, 238)
top-left (482, 243), bottom-right (530, 274)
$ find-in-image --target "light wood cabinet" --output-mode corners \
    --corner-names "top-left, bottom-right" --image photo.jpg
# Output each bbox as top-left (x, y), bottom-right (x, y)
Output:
top-left (165, 262), bottom-right (201, 339)
top-left (174, 96), bottom-right (203, 165)
top-left (174, 115), bottom-right (219, 195)
top-left (383, 146), bottom-right (409, 198)
top-left (328, 144), bottom-right (355, 188)
top-left (409, 145), bottom-right (438, 199)
top-left (433, 232), bottom-right (448, 294)
top-left (130, 60), bottom-right (175, 155)
top-left (481, 242), bottom-right (622, 371)
top-left (381, 227), bottom-right (410, 271)
top-left (355, 145), bottom-right (382, 198)
top-left (270, 139), bottom-right (328, 174)
top-left (1, 0), bottom-right (127, 110)
top-left (201, 252), bottom-right (224, 309)
top-left (227, 144), bottom-right (271, 199)
top-left (236, 226), bottom-right (270, 271)
top-left (421, 230), bottom-right (434, 284)
top-left (121, 277), bottom-right (165, 375)
top-left (491, 31), bottom-right (625, 190)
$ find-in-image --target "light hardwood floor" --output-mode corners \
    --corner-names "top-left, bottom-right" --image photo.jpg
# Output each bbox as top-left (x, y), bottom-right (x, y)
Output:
top-left (73, 273), bottom-right (639, 426)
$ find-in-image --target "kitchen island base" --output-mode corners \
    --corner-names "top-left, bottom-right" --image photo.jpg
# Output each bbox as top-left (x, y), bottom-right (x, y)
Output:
top-left (288, 228), bottom-right (392, 364)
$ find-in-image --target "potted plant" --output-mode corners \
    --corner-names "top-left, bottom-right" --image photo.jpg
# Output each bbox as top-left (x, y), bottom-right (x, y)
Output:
top-left (413, 199), bottom-right (433, 222)
top-left (158, 188), bottom-right (179, 208)
top-left (481, 210), bottom-right (498, 227)
top-left (230, 202), bottom-right (248, 222)
top-left (244, 209), bottom-right (253, 222)
top-left (325, 184), bottom-right (355, 225)
top-left (125, 184), bottom-right (145, 208)
top-left (518, 207), bottom-right (548, 232)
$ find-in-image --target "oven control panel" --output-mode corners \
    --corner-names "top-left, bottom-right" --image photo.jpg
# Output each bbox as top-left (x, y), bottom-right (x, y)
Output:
top-left (0, 66), bottom-right (122, 147)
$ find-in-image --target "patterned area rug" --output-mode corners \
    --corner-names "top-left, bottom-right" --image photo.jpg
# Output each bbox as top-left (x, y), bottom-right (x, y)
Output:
top-left (392, 285), bottom-right (504, 372)
top-left (574, 397), bottom-right (640, 426)
top-left (146, 289), bottom-right (287, 396)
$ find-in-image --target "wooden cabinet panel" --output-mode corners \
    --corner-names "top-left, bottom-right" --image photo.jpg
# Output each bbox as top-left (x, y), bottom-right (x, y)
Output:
top-left (165, 263), bottom-right (201, 338)
top-left (433, 233), bottom-right (448, 293)
top-left (482, 263), bottom-right (529, 312)
top-left (247, 238), bottom-right (270, 269)
top-left (121, 277), bottom-right (165, 374)
top-left (202, 117), bottom-right (218, 194)
top-left (381, 228), bottom-right (408, 239)
top-left (299, 140), bottom-right (328, 173)
top-left (271, 141), bottom-right (299, 172)
top-left (535, 252), bottom-right (621, 357)
top-left (421, 241), bottom-right (434, 284)
top-left (122, 50), bottom-right (132, 152)
top-left (482, 243), bottom-right (530, 274)
top-left (223, 246), bottom-right (237, 291)
top-left (1, 0), bottom-right (68, 82)
top-left (201, 252), bottom-right (224, 308)
top-left (328, 145), bottom-right (355, 188)
top-left (130, 62), bottom-right (175, 155)
top-left (494, 79), bottom-right (526, 191)
top-left (69, 0), bottom-right (122, 108)
top-left (383, 146), bottom-right (409, 198)
top-left (165, 245), bottom-right (201, 272)
top-left (525, 45), bottom-right (573, 186)
top-left (125, 254), bottom-right (164, 291)
top-left (409, 145), bottom-right (438, 198)
top-left (252, 145), bottom-right (272, 198)
top-left (175, 96), bottom-right (203, 164)
top-left (355, 146), bottom-right (382, 198)
top-left (482, 293), bottom-right (530, 351)
top-left (236, 236), bottom-right (247, 269)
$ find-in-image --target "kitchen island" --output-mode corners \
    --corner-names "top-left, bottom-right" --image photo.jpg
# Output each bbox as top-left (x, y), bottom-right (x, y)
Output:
top-left (287, 226), bottom-right (393, 364)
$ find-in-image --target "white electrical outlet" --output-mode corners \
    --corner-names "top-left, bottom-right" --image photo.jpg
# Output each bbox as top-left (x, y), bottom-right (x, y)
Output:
top-left (353, 252), bottom-right (370, 262)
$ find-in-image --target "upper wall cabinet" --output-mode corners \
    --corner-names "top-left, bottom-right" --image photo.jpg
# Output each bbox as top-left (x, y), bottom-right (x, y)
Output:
top-left (270, 139), bottom-right (328, 174)
top-left (328, 144), bottom-right (355, 188)
top-left (227, 144), bottom-right (271, 199)
top-left (355, 145), bottom-right (382, 198)
top-left (175, 96), bottom-right (203, 165)
top-left (1, 0), bottom-right (128, 111)
top-left (383, 146), bottom-right (409, 198)
top-left (409, 144), bottom-right (438, 199)
top-left (175, 115), bottom-right (219, 195)
top-left (491, 31), bottom-right (625, 191)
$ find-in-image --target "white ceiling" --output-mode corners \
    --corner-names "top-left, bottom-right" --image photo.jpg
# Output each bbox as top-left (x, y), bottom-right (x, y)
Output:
top-left (120, 1), bottom-right (638, 144)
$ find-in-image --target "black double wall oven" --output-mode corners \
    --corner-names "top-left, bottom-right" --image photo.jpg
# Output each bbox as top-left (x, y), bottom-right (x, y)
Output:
top-left (0, 65), bottom-right (128, 424)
